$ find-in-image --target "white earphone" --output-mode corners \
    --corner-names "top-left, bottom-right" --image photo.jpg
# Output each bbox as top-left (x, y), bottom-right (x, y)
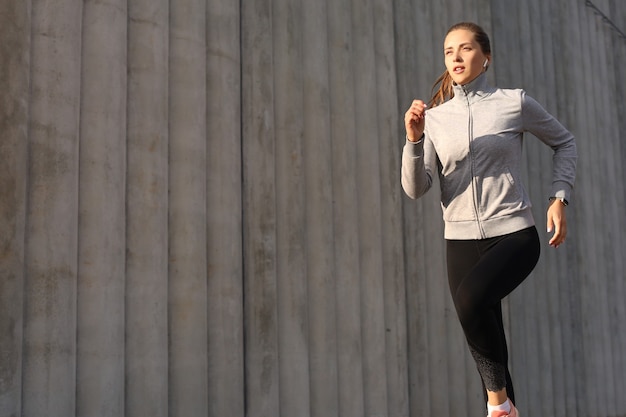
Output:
top-left (483, 59), bottom-right (489, 68)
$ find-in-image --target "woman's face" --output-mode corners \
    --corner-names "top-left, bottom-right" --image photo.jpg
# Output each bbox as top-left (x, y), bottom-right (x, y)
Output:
top-left (444, 29), bottom-right (490, 86)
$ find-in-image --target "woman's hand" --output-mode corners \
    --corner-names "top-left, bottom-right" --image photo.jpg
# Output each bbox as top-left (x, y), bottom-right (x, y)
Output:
top-left (404, 99), bottom-right (427, 142)
top-left (547, 200), bottom-right (567, 248)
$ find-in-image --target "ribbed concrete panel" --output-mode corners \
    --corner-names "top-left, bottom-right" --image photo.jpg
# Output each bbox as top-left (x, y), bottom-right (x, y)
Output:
top-left (327, 2), bottom-right (365, 416)
top-left (351, 1), bottom-right (388, 416)
top-left (241, 0), bottom-right (280, 416)
top-left (271, 0), bottom-right (310, 416)
top-left (76, 1), bottom-right (127, 416)
top-left (2, 1), bottom-right (625, 417)
top-left (22, 1), bottom-right (82, 416)
top-left (125, 0), bottom-right (169, 415)
top-left (0, 2), bottom-right (29, 416)
top-left (373, 0), bottom-right (410, 415)
top-left (205, 1), bottom-right (244, 417)
top-left (300, 2), bottom-right (339, 417)
top-left (168, 0), bottom-right (208, 415)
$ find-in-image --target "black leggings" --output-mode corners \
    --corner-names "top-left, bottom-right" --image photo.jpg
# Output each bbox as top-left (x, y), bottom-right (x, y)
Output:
top-left (446, 226), bottom-right (540, 402)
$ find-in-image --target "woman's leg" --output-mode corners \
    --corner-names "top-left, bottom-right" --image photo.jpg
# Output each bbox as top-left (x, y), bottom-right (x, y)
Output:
top-left (480, 302), bottom-right (515, 404)
top-left (446, 227), bottom-right (540, 405)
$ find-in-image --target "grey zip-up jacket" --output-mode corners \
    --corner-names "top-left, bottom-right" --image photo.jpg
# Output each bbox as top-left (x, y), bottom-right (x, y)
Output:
top-left (401, 73), bottom-right (577, 240)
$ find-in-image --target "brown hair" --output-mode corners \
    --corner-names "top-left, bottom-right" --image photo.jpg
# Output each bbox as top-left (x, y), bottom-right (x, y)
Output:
top-left (428, 22), bottom-right (491, 107)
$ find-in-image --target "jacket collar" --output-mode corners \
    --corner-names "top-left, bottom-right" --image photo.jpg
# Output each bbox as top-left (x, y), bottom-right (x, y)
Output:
top-left (452, 73), bottom-right (493, 104)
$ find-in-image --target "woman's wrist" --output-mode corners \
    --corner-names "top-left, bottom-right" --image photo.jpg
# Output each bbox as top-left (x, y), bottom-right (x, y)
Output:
top-left (549, 196), bottom-right (569, 206)
top-left (406, 133), bottom-right (424, 143)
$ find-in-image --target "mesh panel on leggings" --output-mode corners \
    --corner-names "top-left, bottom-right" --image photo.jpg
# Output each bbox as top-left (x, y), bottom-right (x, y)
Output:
top-left (469, 344), bottom-right (507, 392)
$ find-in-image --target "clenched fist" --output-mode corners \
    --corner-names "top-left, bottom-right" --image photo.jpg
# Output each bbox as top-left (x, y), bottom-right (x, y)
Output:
top-left (404, 99), bottom-right (428, 142)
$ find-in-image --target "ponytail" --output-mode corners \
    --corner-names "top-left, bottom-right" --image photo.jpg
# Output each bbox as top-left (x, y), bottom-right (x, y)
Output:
top-left (429, 70), bottom-right (454, 107)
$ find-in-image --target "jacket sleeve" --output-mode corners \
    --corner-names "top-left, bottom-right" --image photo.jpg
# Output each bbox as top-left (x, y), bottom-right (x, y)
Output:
top-left (401, 135), bottom-right (435, 199)
top-left (521, 91), bottom-right (578, 203)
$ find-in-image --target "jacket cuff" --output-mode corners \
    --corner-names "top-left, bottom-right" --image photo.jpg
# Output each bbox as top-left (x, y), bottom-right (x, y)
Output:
top-left (550, 181), bottom-right (573, 204)
top-left (406, 133), bottom-right (424, 144)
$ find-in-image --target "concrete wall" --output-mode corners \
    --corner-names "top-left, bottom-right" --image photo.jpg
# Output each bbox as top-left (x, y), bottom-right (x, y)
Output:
top-left (0, 0), bottom-right (624, 416)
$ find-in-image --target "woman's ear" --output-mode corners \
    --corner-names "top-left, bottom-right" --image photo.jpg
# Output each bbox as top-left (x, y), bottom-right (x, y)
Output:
top-left (483, 55), bottom-right (491, 71)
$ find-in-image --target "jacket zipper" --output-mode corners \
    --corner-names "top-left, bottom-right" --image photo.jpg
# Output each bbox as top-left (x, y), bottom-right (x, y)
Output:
top-left (463, 86), bottom-right (485, 238)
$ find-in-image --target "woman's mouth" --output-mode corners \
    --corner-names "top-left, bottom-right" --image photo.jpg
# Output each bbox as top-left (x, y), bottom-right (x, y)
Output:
top-left (453, 66), bottom-right (465, 73)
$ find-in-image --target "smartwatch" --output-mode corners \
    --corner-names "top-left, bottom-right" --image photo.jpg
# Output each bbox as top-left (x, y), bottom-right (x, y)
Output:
top-left (549, 196), bottom-right (569, 206)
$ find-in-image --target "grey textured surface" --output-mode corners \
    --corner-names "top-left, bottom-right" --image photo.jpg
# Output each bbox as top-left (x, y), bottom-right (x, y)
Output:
top-left (1, 0), bottom-right (625, 416)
